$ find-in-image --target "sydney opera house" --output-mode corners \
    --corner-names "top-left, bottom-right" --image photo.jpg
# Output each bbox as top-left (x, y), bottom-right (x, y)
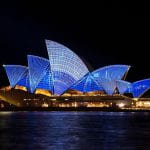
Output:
top-left (0, 40), bottom-right (150, 109)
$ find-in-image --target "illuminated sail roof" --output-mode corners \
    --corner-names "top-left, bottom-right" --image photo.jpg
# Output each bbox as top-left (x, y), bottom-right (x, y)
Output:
top-left (27, 55), bottom-right (53, 93)
top-left (131, 79), bottom-right (150, 97)
top-left (45, 40), bottom-right (89, 95)
top-left (116, 80), bottom-right (132, 94)
top-left (71, 73), bottom-right (103, 92)
top-left (3, 65), bottom-right (28, 87)
top-left (91, 65), bottom-right (130, 95)
top-left (4, 40), bottom-right (144, 97)
top-left (36, 68), bottom-right (53, 92)
top-left (16, 69), bottom-right (30, 91)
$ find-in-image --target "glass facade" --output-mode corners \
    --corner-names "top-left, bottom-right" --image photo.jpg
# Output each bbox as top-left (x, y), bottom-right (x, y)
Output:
top-left (91, 65), bottom-right (130, 95)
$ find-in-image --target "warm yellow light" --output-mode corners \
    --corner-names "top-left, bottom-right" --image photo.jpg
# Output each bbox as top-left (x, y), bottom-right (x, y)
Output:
top-left (136, 101), bottom-right (150, 108)
top-left (42, 103), bottom-right (49, 107)
top-left (117, 103), bottom-right (125, 108)
top-left (133, 98), bottom-right (138, 101)
top-left (15, 85), bottom-right (27, 91)
top-left (35, 89), bottom-right (51, 97)
top-left (62, 93), bottom-right (71, 96)
top-left (50, 98), bottom-right (56, 101)
top-left (0, 86), bottom-right (12, 91)
top-left (87, 102), bottom-right (109, 107)
top-left (74, 102), bottom-right (77, 107)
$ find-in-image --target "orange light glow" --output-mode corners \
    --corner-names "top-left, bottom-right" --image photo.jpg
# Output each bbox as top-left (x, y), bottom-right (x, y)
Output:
top-left (15, 85), bottom-right (27, 91)
top-left (35, 89), bottom-right (51, 97)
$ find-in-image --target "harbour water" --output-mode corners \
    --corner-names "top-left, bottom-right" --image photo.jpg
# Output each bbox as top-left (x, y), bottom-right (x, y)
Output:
top-left (0, 111), bottom-right (150, 150)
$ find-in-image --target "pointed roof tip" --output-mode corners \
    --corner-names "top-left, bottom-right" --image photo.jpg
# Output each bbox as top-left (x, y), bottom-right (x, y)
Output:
top-left (45, 39), bottom-right (56, 46)
top-left (27, 55), bottom-right (32, 58)
top-left (45, 39), bottom-right (49, 45)
top-left (45, 39), bottom-right (64, 46)
top-left (128, 65), bottom-right (131, 69)
top-left (45, 39), bottom-right (52, 43)
top-left (2, 65), bottom-right (28, 68)
top-left (27, 54), bottom-right (39, 58)
top-left (116, 80), bottom-right (131, 84)
top-left (27, 55), bottom-right (49, 62)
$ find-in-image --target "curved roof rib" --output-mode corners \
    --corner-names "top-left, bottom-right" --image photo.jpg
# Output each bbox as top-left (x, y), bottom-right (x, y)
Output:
top-left (27, 55), bottom-right (52, 93)
top-left (91, 65), bottom-right (130, 95)
top-left (71, 73), bottom-right (103, 92)
top-left (116, 80), bottom-right (132, 94)
top-left (3, 65), bottom-right (28, 87)
top-left (45, 40), bottom-right (89, 95)
top-left (131, 79), bottom-right (150, 98)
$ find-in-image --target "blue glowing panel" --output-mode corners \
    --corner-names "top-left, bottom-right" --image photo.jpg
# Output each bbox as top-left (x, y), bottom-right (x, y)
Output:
top-left (3, 65), bottom-right (28, 87)
top-left (92, 65), bottom-right (130, 95)
top-left (132, 79), bottom-right (150, 97)
top-left (52, 71), bottom-right (76, 95)
top-left (45, 40), bottom-right (89, 95)
top-left (37, 69), bottom-right (53, 92)
top-left (71, 75), bottom-right (89, 92)
top-left (28, 55), bottom-right (51, 93)
top-left (16, 70), bottom-right (30, 91)
top-left (116, 80), bottom-right (132, 94)
top-left (72, 73), bottom-right (104, 92)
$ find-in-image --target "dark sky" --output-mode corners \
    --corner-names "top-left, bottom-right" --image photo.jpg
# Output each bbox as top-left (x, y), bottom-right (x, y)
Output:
top-left (0, 1), bottom-right (150, 86)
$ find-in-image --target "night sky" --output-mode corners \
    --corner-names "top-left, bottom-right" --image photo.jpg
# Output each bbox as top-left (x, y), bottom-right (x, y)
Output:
top-left (0, 1), bottom-right (150, 87)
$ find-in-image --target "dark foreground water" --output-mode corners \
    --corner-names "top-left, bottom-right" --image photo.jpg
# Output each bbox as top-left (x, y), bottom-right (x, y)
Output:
top-left (0, 112), bottom-right (150, 150)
